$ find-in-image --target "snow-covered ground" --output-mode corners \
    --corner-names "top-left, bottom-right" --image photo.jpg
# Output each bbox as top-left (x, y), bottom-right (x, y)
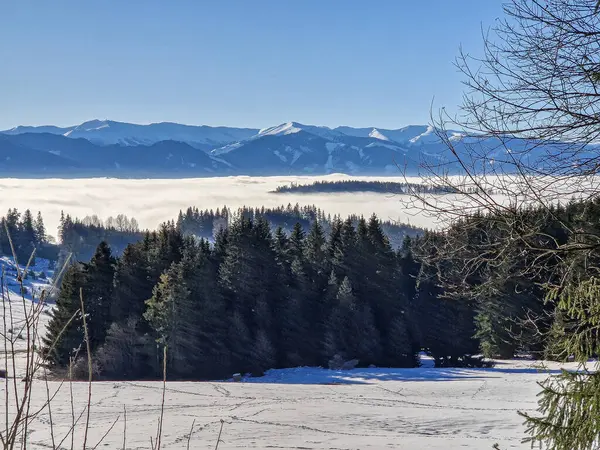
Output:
top-left (6, 358), bottom-right (580, 449)
top-left (0, 257), bottom-right (590, 449)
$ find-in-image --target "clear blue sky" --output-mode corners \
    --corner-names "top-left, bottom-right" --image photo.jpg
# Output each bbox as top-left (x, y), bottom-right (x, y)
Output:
top-left (1, 1), bottom-right (504, 130)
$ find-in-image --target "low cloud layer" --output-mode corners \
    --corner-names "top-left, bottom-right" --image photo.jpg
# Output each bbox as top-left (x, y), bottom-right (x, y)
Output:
top-left (0, 175), bottom-right (443, 238)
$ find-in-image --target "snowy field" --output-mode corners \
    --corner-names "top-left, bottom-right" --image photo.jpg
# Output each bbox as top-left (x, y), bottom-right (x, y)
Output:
top-left (0, 258), bottom-right (583, 450)
top-left (0, 175), bottom-right (460, 236)
top-left (4, 333), bottom-right (577, 449)
top-left (11, 365), bottom-right (573, 449)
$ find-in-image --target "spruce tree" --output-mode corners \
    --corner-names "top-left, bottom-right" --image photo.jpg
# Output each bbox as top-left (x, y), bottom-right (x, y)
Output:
top-left (111, 240), bottom-right (153, 323)
top-left (94, 318), bottom-right (157, 380)
top-left (34, 211), bottom-right (46, 245)
top-left (324, 276), bottom-right (381, 365)
top-left (43, 263), bottom-right (88, 366)
top-left (520, 277), bottom-right (600, 450)
top-left (84, 242), bottom-right (116, 351)
top-left (289, 222), bottom-right (305, 262)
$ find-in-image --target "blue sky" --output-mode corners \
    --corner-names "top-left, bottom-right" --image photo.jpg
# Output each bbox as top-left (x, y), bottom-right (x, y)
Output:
top-left (0, 1), bottom-right (504, 130)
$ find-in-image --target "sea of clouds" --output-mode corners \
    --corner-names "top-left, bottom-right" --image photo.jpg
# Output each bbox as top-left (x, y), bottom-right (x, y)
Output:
top-left (0, 174), bottom-right (448, 239)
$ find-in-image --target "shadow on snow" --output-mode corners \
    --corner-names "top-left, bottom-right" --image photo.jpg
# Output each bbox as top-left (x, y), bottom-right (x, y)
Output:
top-left (243, 365), bottom-right (564, 385)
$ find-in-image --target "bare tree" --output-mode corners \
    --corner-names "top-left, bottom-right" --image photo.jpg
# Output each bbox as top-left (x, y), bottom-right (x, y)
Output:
top-left (406, 2), bottom-right (600, 448)
top-left (410, 0), bottom-right (600, 286)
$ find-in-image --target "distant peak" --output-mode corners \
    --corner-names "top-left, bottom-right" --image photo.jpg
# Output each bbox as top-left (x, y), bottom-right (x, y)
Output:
top-left (257, 122), bottom-right (304, 137)
top-left (76, 119), bottom-right (111, 130)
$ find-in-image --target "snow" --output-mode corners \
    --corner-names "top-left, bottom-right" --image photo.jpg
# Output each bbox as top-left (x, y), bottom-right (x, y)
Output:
top-left (211, 141), bottom-right (243, 156)
top-left (273, 150), bottom-right (288, 163)
top-left (449, 132), bottom-right (465, 142)
top-left (365, 142), bottom-right (403, 151)
top-left (258, 122), bottom-right (303, 137)
top-left (324, 143), bottom-right (344, 173)
top-left (345, 161), bottom-right (361, 173)
top-left (369, 128), bottom-right (390, 141)
top-left (291, 149), bottom-right (303, 164)
top-left (0, 256), bottom-right (55, 303)
top-left (409, 125), bottom-right (436, 144)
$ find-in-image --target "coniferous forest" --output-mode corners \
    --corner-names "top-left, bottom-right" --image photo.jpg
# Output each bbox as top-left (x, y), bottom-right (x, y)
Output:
top-left (43, 210), bottom-right (443, 380)
top-left (14, 196), bottom-right (596, 382)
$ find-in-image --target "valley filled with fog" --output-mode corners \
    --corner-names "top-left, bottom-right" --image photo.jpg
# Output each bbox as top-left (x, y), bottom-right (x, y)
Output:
top-left (0, 175), bottom-right (448, 237)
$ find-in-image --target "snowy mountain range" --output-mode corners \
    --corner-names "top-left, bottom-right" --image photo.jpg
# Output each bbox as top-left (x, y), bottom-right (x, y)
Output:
top-left (0, 119), bottom-right (535, 177)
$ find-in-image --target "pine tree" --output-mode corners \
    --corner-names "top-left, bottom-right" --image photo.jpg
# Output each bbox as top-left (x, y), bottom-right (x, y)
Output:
top-left (324, 276), bottom-right (381, 364)
top-left (219, 216), bottom-right (280, 373)
top-left (251, 330), bottom-right (276, 376)
top-left (34, 211), bottom-right (46, 245)
top-left (302, 220), bottom-right (329, 362)
top-left (228, 310), bottom-right (253, 375)
top-left (387, 316), bottom-right (418, 367)
top-left (289, 222), bottom-right (305, 262)
top-left (111, 241), bottom-right (153, 323)
top-left (84, 242), bottom-right (116, 351)
top-left (273, 226), bottom-right (289, 259)
top-left (144, 265), bottom-right (194, 378)
top-left (94, 317), bottom-right (157, 380)
top-left (43, 263), bottom-right (88, 366)
top-left (520, 277), bottom-right (600, 450)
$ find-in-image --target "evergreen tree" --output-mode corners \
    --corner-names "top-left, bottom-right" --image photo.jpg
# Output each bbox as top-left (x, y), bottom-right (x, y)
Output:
top-left (94, 318), bottom-right (157, 380)
top-left (84, 242), bottom-right (116, 351)
top-left (289, 222), bottom-right (305, 262)
top-left (34, 211), bottom-right (46, 245)
top-left (111, 239), bottom-right (154, 323)
top-left (324, 276), bottom-right (382, 365)
top-left (43, 263), bottom-right (88, 366)
top-left (251, 330), bottom-right (276, 376)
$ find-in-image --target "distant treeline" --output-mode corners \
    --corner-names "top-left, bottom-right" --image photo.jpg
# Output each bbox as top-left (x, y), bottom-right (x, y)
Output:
top-left (58, 212), bottom-right (145, 268)
top-left (0, 208), bottom-right (56, 263)
top-left (177, 203), bottom-right (422, 249)
top-left (2, 204), bottom-right (422, 269)
top-left (271, 180), bottom-right (474, 195)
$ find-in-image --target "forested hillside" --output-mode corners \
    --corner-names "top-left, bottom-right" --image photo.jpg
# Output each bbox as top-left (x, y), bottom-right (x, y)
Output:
top-left (41, 195), bottom-right (600, 382)
top-left (43, 211), bottom-right (481, 380)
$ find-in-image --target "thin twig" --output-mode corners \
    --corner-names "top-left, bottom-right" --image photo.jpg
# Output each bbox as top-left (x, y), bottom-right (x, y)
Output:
top-left (69, 358), bottom-right (75, 450)
top-left (186, 419), bottom-right (195, 450)
top-left (215, 419), bottom-right (225, 450)
top-left (41, 363), bottom-right (56, 449)
top-left (155, 346), bottom-right (167, 450)
top-left (91, 414), bottom-right (121, 450)
top-left (80, 287), bottom-right (93, 450)
top-left (122, 405), bottom-right (127, 450)
top-left (2, 267), bottom-right (9, 449)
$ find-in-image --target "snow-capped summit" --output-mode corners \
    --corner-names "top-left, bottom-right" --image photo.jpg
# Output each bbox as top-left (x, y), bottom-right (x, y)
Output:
top-left (64, 119), bottom-right (111, 137)
top-left (256, 122), bottom-right (342, 140)
top-left (258, 122), bottom-right (304, 137)
top-left (409, 125), bottom-right (437, 144)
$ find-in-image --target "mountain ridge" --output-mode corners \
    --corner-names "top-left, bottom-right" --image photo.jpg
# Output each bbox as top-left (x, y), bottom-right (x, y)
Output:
top-left (0, 119), bottom-right (546, 177)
